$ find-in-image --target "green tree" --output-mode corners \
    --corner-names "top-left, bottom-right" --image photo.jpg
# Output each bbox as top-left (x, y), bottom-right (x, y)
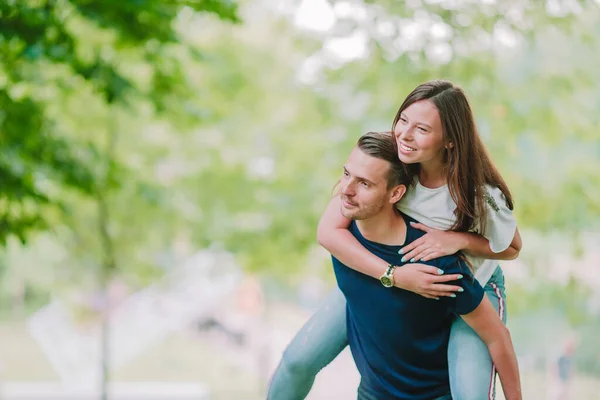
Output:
top-left (0, 0), bottom-right (239, 245)
top-left (2, 1), bottom-right (240, 396)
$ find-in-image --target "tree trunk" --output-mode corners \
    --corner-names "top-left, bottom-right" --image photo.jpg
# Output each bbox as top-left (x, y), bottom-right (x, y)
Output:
top-left (97, 106), bottom-right (118, 400)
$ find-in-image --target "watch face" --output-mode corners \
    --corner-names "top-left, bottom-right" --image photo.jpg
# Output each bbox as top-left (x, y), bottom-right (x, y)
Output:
top-left (381, 276), bottom-right (393, 287)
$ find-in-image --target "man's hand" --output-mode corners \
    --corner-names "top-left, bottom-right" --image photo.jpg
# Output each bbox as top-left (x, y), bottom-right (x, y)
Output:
top-left (399, 222), bottom-right (468, 263)
top-left (393, 263), bottom-right (464, 299)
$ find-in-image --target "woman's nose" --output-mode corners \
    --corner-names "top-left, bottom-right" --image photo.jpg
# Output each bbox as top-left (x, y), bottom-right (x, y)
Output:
top-left (399, 126), bottom-right (413, 140)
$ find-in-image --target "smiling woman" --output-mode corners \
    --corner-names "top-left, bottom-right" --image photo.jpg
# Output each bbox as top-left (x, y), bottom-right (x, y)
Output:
top-left (391, 80), bottom-right (515, 237)
top-left (394, 99), bottom-right (447, 183)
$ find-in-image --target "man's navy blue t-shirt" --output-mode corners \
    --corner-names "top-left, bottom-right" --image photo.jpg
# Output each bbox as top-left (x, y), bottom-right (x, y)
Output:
top-left (332, 212), bottom-right (484, 400)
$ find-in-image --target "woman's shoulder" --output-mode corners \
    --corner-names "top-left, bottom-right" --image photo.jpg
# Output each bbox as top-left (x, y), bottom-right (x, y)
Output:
top-left (477, 184), bottom-right (517, 250)
top-left (480, 184), bottom-right (511, 213)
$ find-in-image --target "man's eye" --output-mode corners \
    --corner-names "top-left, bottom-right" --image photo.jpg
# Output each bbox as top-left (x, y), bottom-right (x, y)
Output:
top-left (343, 171), bottom-right (349, 176)
top-left (360, 181), bottom-right (369, 187)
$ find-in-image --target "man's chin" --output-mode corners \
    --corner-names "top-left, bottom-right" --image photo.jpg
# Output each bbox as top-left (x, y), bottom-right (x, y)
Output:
top-left (342, 209), bottom-right (367, 221)
top-left (341, 208), bottom-right (357, 220)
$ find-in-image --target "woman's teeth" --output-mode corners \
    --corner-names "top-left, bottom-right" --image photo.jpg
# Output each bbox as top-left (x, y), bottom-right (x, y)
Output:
top-left (400, 143), bottom-right (417, 152)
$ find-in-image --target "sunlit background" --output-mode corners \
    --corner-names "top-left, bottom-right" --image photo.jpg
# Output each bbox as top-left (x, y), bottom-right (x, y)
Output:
top-left (1, 0), bottom-right (599, 399)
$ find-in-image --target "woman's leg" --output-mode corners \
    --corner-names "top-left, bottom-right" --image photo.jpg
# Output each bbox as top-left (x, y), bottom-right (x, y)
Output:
top-left (267, 286), bottom-right (349, 400)
top-left (448, 266), bottom-right (507, 400)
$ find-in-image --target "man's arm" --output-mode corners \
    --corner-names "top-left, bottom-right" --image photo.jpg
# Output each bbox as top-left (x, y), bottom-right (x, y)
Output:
top-left (461, 297), bottom-right (522, 400)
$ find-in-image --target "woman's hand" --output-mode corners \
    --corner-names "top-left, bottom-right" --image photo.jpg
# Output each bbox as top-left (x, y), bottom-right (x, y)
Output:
top-left (394, 263), bottom-right (464, 300)
top-left (399, 222), bottom-right (468, 262)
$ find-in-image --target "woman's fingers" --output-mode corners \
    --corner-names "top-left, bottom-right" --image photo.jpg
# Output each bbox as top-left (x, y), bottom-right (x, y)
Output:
top-left (421, 291), bottom-right (454, 298)
top-left (398, 237), bottom-right (424, 256)
top-left (402, 244), bottom-right (428, 262)
top-left (421, 288), bottom-right (461, 298)
top-left (430, 273), bottom-right (464, 283)
top-left (409, 222), bottom-right (433, 232)
top-left (416, 264), bottom-right (444, 275)
top-left (417, 250), bottom-right (440, 262)
top-left (430, 283), bottom-right (463, 293)
top-left (413, 265), bottom-right (463, 283)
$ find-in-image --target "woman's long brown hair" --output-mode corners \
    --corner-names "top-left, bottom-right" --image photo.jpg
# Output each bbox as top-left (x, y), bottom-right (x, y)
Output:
top-left (392, 80), bottom-right (514, 235)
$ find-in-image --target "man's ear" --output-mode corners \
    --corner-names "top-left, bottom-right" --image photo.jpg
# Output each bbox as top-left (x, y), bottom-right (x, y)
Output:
top-left (389, 184), bottom-right (406, 204)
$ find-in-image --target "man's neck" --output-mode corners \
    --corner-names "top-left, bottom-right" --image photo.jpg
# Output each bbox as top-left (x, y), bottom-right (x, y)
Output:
top-left (355, 207), bottom-right (406, 246)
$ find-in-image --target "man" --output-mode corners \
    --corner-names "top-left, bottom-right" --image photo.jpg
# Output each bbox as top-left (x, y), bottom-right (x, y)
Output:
top-left (332, 131), bottom-right (521, 400)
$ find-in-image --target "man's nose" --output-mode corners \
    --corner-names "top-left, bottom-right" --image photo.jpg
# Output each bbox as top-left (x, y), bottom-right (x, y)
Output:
top-left (341, 181), bottom-right (354, 196)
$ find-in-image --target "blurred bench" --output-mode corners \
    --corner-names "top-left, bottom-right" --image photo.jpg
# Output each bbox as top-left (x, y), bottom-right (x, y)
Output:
top-left (0, 382), bottom-right (210, 400)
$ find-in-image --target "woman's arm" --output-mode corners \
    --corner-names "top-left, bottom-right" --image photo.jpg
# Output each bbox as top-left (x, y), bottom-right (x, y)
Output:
top-left (461, 228), bottom-right (521, 259)
top-left (400, 223), bottom-right (522, 263)
top-left (317, 196), bottom-right (463, 299)
top-left (461, 298), bottom-right (522, 400)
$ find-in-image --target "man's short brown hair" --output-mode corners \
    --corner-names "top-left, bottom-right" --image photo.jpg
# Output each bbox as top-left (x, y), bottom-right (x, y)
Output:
top-left (356, 131), bottom-right (412, 189)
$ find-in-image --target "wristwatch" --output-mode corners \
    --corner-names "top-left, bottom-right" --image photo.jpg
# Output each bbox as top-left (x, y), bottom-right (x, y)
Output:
top-left (380, 264), bottom-right (397, 288)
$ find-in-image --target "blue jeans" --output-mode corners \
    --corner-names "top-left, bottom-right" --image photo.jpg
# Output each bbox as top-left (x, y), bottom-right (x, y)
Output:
top-left (267, 266), bottom-right (507, 400)
top-left (448, 266), bottom-right (507, 400)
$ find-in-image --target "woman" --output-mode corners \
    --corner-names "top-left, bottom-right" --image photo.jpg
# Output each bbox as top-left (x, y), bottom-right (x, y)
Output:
top-left (268, 80), bottom-right (522, 400)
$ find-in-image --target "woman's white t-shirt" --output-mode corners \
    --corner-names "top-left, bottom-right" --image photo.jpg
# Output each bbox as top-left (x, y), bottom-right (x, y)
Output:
top-left (396, 180), bottom-right (517, 285)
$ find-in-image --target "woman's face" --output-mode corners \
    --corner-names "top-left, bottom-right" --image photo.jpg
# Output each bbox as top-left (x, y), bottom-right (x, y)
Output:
top-left (393, 100), bottom-right (446, 168)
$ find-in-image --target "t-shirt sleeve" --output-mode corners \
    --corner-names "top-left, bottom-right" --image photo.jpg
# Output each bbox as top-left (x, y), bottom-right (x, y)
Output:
top-left (479, 184), bottom-right (518, 254)
top-left (438, 257), bottom-right (484, 315)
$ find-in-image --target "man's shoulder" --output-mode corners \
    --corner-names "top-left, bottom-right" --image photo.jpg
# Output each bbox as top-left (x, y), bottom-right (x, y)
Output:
top-left (415, 250), bottom-right (467, 274)
top-left (350, 219), bottom-right (406, 250)
top-left (403, 213), bottom-right (426, 239)
top-left (403, 215), bottom-right (470, 273)
top-left (435, 254), bottom-right (470, 275)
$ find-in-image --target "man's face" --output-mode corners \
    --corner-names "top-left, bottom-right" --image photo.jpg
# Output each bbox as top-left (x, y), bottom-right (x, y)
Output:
top-left (340, 147), bottom-right (395, 220)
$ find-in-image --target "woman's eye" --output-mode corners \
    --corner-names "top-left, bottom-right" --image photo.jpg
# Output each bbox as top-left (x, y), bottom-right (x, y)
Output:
top-left (418, 126), bottom-right (427, 132)
top-left (400, 117), bottom-right (408, 123)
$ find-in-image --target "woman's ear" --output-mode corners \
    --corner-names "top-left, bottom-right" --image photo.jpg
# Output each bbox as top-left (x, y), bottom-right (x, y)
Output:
top-left (445, 141), bottom-right (454, 149)
top-left (390, 184), bottom-right (407, 204)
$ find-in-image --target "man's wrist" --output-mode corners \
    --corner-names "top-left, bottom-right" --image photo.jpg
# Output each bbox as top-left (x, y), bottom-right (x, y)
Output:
top-left (380, 264), bottom-right (397, 287)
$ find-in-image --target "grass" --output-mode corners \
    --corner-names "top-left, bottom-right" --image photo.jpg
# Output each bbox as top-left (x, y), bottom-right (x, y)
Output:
top-left (0, 320), bottom-right (263, 400)
top-left (2, 313), bottom-right (600, 400)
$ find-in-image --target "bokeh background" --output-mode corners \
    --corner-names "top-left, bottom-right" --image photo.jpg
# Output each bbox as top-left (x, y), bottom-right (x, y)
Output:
top-left (1, 0), bottom-right (599, 399)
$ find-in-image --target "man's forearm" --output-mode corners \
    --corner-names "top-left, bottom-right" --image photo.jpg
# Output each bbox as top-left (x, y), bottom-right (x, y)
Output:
top-left (488, 333), bottom-right (522, 400)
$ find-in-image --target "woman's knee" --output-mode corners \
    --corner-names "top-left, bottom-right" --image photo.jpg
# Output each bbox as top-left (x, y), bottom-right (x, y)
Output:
top-left (279, 344), bottom-right (319, 378)
top-left (484, 283), bottom-right (507, 324)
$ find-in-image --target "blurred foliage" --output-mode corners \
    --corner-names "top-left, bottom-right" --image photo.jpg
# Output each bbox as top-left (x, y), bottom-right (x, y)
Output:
top-left (322, 0), bottom-right (600, 232)
top-left (0, 0), bottom-right (599, 376)
top-left (0, 0), bottom-right (239, 245)
top-left (0, 0), bottom-right (240, 290)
